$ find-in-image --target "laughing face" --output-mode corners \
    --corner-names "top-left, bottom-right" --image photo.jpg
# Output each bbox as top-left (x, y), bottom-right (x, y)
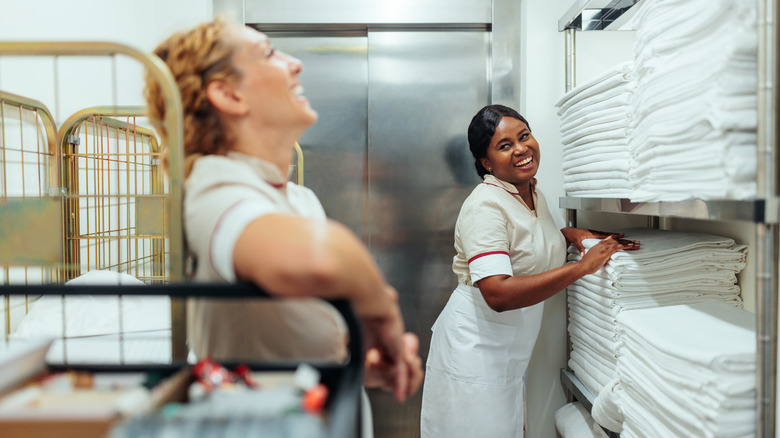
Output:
top-left (230, 26), bottom-right (318, 130)
top-left (479, 116), bottom-right (540, 191)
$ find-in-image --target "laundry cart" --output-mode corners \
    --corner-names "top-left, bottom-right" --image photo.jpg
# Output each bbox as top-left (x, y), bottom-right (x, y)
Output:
top-left (0, 41), bottom-right (362, 438)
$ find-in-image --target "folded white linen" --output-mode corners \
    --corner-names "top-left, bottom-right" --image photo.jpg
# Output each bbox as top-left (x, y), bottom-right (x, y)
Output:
top-left (563, 153), bottom-right (631, 174)
top-left (555, 402), bottom-right (609, 438)
top-left (565, 188), bottom-right (633, 198)
top-left (555, 61), bottom-right (634, 111)
top-left (591, 379), bottom-right (624, 433)
top-left (563, 144), bottom-right (629, 163)
top-left (618, 301), bottom-right (755, 373)
top-left (619, 347), bottom-right (755, 437)
top-left (568, 358), bottom-right (607, 397)
top-left (570, 315), bottom-right (617, 344)
top-left (570, 328), bottom-right (619, 362)
top-left (561, 120), bottom-right (630, 145)
top-left (571, 334), bottom-right (619, 373)
top-left (11, 271), bottom-right (171, 339)
top-left (569, 320), bottom-right (620, 354)
top-left (569, 303), bottom-right (616, 333)
top-left (568, 284), bottom-right (617, 308)
top-left (560, 96), bottom-right (632, 129)
top-left (559, 106), bottom-right (630, 133)
top-left (562, 128), bottom-right (630, 149)
top-left (560, 90), bottom-right (632, 122)
top-left (564, 179), bottom-right (633, 194)
top-left (565, 171), bottom-right (629, 184)
top-left (620, 332), bottom-right (755, 397)
top-left (582, 228), bottom-right (740, 260)
top-left (561, 138), bottom-right (630, 158)
top-left (574, 273), bottom-right (742, 302)
top-left (570, 350), bottom-right (613, 392)
top-left (623, 0), bottom-right (758, 203)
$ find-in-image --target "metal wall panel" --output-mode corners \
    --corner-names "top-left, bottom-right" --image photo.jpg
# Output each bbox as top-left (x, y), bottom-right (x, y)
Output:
top-left (365, 30), bottom-right (489, 436)
top-left (366, 30), bottom-right (488, 335)
top-left (246, 0), bottom-right (491, 24)
top-left (269, 35), bottom-right (369, 236)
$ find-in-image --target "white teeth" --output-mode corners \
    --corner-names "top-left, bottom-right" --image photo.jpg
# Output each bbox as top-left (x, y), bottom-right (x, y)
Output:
top-left (291, 85), bottom-right (304, 96)
top-left (515, 157), bottom-right (532, 167)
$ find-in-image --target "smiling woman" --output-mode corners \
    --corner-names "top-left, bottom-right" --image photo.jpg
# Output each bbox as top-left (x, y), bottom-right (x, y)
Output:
top-left (419, 104), bottom-right (639, 438)
top-left (143, 17), bottom-right (423, 423)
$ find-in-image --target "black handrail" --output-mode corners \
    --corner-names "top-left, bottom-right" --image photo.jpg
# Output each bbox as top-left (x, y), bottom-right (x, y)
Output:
top-left (1, 282), bottom-right (363, 438)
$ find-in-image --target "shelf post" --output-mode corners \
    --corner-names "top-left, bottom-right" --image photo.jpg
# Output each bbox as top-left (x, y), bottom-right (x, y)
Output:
top-left (756, 0), bottom-right (779, 435)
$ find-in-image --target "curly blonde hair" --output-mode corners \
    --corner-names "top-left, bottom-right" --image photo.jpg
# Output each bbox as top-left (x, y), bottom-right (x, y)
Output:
top-left (144, 17), bottom-right (243, 177)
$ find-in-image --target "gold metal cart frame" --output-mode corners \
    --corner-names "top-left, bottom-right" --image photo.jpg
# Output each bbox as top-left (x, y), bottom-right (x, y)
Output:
top-left (0, 41), bottom-right (186, 359)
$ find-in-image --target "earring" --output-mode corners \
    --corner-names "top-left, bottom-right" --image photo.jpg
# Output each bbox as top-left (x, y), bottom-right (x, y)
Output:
top-left (487, 167), bottom-right (492, 172)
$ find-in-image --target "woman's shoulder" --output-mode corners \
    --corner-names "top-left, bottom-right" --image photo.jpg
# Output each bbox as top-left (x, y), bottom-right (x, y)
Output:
top-left (458, 181), bottom-right (505, 215)
top-left (186, 155), bottom-right (265, 193)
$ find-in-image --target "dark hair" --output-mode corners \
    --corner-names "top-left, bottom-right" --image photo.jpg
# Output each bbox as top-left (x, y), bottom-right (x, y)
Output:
top-left (467, 104), bottom-right (530, 178)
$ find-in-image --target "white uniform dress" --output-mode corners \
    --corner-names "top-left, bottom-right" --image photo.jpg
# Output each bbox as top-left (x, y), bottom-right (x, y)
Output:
top-left (184, 152), bottom-right (346, 362)
top-left (420, 174), bottom-right (566, 438)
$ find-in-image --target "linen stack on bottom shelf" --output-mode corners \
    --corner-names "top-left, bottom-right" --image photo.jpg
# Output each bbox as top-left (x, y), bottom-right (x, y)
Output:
top-left (626, 0), bottom-right (757, 201)
top-left (617, 301), bottom-right (755, 437)
top-left (555, 62), bottom-right (634, 198)
top-left (566, 228), bottom-right (747, 396)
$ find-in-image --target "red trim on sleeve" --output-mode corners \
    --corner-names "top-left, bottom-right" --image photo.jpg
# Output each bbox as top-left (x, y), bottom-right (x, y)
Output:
top-left (468, 251), bottom-right (510, 264)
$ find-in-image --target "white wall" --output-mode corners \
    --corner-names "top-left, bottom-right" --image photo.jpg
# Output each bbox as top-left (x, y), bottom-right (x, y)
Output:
top-left (519, 3), bottom-right (637, 437)
top-left (0, 0), bottom-right (213, 125)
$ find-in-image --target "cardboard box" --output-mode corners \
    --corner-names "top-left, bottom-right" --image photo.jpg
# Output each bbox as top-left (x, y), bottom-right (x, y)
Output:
top-left (0, 340), bottom-right (190, 438)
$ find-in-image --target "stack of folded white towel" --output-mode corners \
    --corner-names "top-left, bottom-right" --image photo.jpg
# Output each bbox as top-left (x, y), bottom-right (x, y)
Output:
top-left (566, 228), bottom-right (747, 396)
top-left (555, 62), bottom-right (635, 198)
top-left (555, 402), bottom-right (609, 438)
top-left (617, 301), bottom-right (756, 437)
top-left (626, 0), bottom-right (757, 201)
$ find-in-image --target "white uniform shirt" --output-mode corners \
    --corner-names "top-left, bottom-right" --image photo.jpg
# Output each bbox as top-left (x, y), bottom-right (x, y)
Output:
top-left (184, 152), bottom-right (346, 362)
top-left (452, 174), bottom-right (566, 284)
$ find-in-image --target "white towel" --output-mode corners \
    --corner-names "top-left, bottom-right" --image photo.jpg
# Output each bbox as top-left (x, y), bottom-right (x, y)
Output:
top-left (591, 379), bottom-right (624, 433)
top-left (555, 402), bottom-right (609, 438)
top-left (617, 301), bottom-right (755, 373)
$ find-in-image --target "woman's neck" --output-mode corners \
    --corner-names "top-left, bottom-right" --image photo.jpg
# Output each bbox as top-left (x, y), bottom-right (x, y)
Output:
top-left (513, 181), bottom-right (534, 210)
top-left (230, 120), bottom-right (304, 175)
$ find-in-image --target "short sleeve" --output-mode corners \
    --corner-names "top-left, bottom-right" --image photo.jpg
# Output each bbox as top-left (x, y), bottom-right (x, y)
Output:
top-left (185, 181), bottom-right (279, 282)
top-left (210, 199), bottom-right (280, 281)
top-left (458, 194), bottom-right (514, 283)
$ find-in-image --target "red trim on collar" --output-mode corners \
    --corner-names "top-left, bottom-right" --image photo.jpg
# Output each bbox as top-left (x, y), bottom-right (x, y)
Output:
top-left (468, 251), bottom-right (509, 264)
top-left (267, 181), bottom-right (287, 189)
top-left (482, 181), bottom-right (520, 196)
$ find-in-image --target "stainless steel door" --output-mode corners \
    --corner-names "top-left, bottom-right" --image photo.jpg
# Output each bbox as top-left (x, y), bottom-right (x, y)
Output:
top-left (269, 34), bottom-right (369, 236)
top-left (268, 29), bottom-right (489, 438)
top-left (365, 30), bottom-right (488, 436)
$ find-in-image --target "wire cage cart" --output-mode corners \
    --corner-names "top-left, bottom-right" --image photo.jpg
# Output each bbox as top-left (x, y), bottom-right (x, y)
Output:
top-left (0, 41), bottom-right (361, 437)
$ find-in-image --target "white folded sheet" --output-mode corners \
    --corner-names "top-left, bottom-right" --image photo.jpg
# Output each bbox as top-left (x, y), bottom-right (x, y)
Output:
top-left (591, 379), bottom-right (624, 433)
top-left (617, 301), bottom-right (755, 373)
top-left (555, 402), bottom-right (609, 438)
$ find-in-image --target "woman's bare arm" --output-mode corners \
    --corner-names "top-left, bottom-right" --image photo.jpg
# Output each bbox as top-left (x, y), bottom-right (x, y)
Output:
top-left (477, 236), bottom-right (634, 312)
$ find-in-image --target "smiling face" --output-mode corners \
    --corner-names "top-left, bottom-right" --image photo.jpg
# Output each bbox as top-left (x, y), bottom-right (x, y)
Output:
top-left (479, 116), bottom-right (539, 191)
top-left (229, 26), bottom-right (318, 130)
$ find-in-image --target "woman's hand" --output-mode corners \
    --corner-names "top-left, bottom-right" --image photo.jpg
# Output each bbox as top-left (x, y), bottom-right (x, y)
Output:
top-left (360, 295), bottom-right (424, 403)
top-left (363, 332), bottom-right (424, 403)
top-left (578, 235), bottom-right (638, 275)
top-left (561, 227), bottom-right (639, 256)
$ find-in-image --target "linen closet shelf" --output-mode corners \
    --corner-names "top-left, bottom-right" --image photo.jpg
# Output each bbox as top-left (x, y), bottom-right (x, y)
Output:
top-left (557, 1), bottom-right (780, 437)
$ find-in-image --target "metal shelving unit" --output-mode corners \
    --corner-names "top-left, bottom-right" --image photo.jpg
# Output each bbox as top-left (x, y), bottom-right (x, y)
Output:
top-left (558, 1), bottom-right (779, 437)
